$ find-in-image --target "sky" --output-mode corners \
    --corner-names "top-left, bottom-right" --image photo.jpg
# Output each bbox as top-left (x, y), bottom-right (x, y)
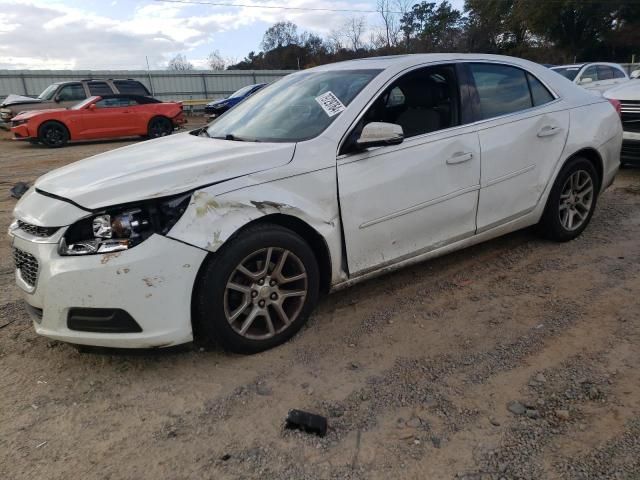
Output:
top-left (0, 0), bottom-right (466, 70)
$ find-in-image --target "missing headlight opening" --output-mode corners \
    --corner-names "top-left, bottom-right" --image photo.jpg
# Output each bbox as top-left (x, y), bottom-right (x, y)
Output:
top-left (59, 192), bottom-right (191, 256)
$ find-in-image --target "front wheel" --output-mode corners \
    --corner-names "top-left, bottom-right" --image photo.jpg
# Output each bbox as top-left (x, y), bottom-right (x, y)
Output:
top-left (538, 157), bottom-right (599, 242)
top-left (193, 224), bottom-right (320, 354)
top-left (39, 121), bottom-right (69, 147)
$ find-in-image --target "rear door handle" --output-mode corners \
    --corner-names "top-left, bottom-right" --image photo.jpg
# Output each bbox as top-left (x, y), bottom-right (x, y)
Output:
top-left (446, 152), bottom-right (473, 165)
top-left (537, 125), bottom-right (561, 137)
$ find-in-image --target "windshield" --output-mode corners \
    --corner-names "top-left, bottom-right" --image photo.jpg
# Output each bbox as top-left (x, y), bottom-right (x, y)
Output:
top-left (551, 67), bottom-right (581, 81)
top-left (38, 84), bottom-right (59, 100)
top-left (205, 69), bottom-right (380, 142)
top-left (70, 96), bottom-right (99, 110)
top-left (229, 85), bottom-right (256, 99)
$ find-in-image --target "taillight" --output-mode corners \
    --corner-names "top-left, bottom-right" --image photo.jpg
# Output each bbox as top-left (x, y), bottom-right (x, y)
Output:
top-left (607, 98), bottom-right (622, 117)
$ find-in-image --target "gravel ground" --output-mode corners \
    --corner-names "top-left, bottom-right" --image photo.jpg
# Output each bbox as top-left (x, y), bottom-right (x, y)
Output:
top-left (1, 126), bottom-right (639, 479)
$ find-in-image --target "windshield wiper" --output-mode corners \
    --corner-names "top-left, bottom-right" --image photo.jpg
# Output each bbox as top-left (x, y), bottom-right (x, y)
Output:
top-left (211, 133), bottom-right (258, 142)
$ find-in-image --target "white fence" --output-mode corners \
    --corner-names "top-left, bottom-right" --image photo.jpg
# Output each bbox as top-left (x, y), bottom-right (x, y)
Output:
top-left (0, 69), bottom-right (294, 104)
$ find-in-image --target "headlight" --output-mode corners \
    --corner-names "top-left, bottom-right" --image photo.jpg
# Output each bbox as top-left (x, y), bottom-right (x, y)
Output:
top-left (213, 102), bottom-right (228, 109)
top-left (1, 110), bottom-right (13, 120)
top-left (59, 192), bottom-right (191, 256)
top-left (11, 119), bottom-right (27, 126)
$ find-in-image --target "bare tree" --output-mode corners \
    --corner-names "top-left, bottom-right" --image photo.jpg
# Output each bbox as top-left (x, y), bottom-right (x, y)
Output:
top-left (167, 53), bottom-right (193, 71)
top-left (206, 49), bottom-right (226, 70)
top-left (344, 17), bottom-right (366, 51)
top-left (327, 29), bottom-right (344, 53)
top-left (377, 0), bottom-right (396, 48)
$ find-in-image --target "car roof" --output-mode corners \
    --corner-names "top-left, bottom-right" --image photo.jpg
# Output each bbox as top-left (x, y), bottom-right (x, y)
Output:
top-left (551, 64), bottom-right (586, 70)
top-left (310, 53), bottom-right (563, 73)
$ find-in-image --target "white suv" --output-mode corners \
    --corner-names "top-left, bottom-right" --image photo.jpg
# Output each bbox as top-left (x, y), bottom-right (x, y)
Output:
top-left (551, 63), bottom-right (629, 92)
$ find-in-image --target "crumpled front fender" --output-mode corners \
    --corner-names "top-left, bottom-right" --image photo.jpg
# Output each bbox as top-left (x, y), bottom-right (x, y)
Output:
top-left (167, 167), bottom-right (346, 284)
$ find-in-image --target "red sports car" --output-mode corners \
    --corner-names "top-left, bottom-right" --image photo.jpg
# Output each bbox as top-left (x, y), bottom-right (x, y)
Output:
top-left (11, 94), bottom-right (186, 147)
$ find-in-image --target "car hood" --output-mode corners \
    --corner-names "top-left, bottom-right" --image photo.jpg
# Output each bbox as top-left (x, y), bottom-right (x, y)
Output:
top-left (1, 94), bottom-right (42, 107)
top-left (208, 98), bottom-right (232, 107)
top-left (604, 81), bottom-right (640, 101)
top-left (35, 132), bottom-right (296, 209)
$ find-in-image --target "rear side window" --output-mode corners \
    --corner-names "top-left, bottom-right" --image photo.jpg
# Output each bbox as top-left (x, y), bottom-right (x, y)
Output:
top-left (612, 67), bottom-right (626, 79)
top-left (57, 84), bottom-right (86, 101)
top-left (469, 64), bottom-right (532, 119)
top-left (88, 82), bottom-right (113, 96)
top-left (113, 80), bottom-right (150, 96)
top-left (597, 65), bottom-right (613, 80)
top-left (526, 73), bottom-right (554, 106)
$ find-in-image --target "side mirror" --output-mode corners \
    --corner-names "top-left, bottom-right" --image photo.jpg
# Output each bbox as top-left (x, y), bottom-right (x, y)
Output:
top-left (356, 122), bottom-right (404, 150)
top-left (579, 77), bottom-right (593, 85)
top-left (631, 70), bottom-right (640, 80)
top-left (54, 96), bottom-right (61, 103)
top-left (88, 103), bottom-right (97, 111)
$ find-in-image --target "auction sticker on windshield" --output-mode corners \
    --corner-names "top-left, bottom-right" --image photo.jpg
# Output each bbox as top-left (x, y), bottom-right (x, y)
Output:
top-left (315, 91), bottom-right (346, 117)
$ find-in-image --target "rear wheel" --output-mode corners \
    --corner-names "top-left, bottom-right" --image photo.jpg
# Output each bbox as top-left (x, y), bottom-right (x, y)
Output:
top-left (538, 157), bottom-right (599, 242)
top-left (193, 224), bottom-right (319, 354)
top-left (38, 121), bottom-right (69, 147)
top-left (147, 117), bottom-right (173, 138)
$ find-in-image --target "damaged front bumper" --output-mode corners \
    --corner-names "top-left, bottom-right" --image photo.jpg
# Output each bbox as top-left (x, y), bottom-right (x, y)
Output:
top-left (10, 226), bottom-right (207, 348)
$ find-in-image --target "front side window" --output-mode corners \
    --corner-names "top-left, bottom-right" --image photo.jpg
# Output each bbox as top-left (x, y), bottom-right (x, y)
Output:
top-left (356, 64), bottom-right (459, 140)
top-left (580, 66), bottom-right (598, 82)
top-left (57, 84), bottom-right (86, 101)
top-left (205, 69), bottom-right (380, 142)
top-left (96, 98), bottom-right (131, 108)
top-left (469, 64), bottom-right (532, 119)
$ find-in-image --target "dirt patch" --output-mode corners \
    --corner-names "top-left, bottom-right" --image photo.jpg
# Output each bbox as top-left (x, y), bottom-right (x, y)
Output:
top-left (1, 129), bottom-right (640, 479)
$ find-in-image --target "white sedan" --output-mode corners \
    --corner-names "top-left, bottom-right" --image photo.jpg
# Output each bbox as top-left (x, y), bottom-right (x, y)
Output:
top-left (10, 54), bottom-right (622, 353)
top-left (551, 62), bottom-right (629, 92)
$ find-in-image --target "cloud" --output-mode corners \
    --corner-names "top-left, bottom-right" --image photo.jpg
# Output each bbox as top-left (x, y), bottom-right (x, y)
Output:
top-left (0, 0), bottom-right (390, 69)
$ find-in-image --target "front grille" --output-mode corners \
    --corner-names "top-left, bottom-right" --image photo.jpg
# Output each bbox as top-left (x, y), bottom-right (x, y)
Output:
top-left (13, 248), bottom-right (39, 287)
top-left (17, 220), bottom-right (59, 238)
top-left (621, 140), bottom-right (640, 161)
top-left (621, 100), bottom-right (640, 133)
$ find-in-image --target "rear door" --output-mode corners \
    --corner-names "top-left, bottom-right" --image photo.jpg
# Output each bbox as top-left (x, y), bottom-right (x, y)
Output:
top-left (337, 63), bottom-right (481, 274)
top-left (467, 63), bottom-right (570, 232)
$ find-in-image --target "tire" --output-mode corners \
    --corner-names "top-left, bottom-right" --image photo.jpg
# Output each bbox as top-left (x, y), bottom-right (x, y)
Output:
top-left (193, 224), bottom-right (320, 354)
top-left (38, 121), bottom-right (69, 147)
top-left (538, 156), bottom-right (599, 242)
top-left (147, 116), bottom-right (173, 138)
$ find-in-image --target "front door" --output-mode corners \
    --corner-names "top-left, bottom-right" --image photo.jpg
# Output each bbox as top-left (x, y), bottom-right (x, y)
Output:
top-left (79, 97), bottom-right (135, 138)
top-left (337, 64), bottom-right (481, 275)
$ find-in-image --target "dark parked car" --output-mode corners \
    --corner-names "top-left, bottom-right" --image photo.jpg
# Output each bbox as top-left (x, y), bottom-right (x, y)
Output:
top-left (204, 83), bottom-right (266, 118)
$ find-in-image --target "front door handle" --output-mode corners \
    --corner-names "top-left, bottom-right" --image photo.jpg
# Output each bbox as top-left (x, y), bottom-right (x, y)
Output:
top-left (537, 125), bottom-right (561, 137)
top-left (446, 152), bottom-right (473, 165)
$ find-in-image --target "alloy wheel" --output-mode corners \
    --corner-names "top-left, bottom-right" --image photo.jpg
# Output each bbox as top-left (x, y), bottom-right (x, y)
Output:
top-left (558, 169), bottom-right (594, 231)
top-left (224, 247), bottom-right (308, 340)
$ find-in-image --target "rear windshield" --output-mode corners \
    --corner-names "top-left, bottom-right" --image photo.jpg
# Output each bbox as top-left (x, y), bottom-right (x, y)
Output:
top-left (205, 69), bottom-right (380, 142)
top-left (551, 67), bottom-right (581, 81)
